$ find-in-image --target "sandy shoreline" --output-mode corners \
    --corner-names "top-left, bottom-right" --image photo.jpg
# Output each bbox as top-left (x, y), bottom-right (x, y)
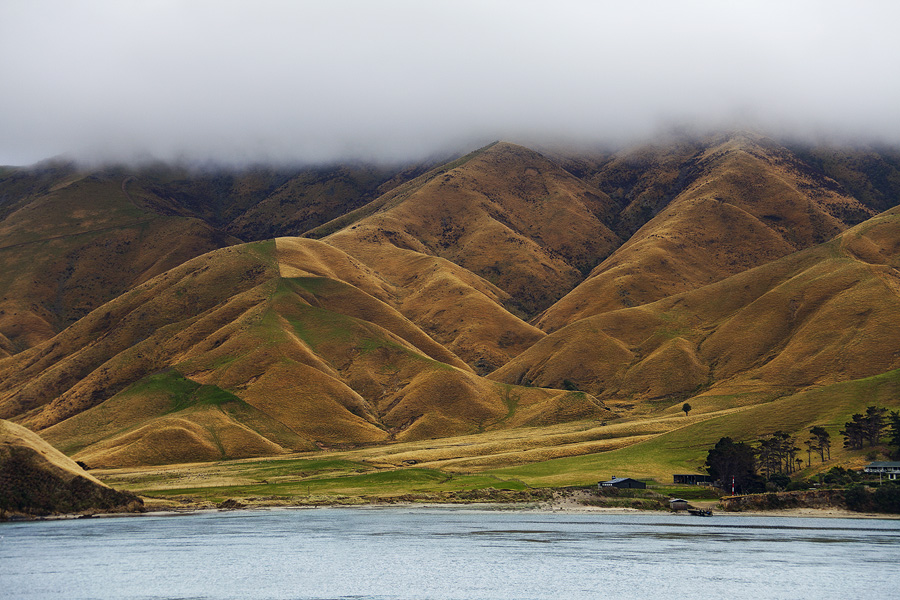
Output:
top-left (31, 500), bottom-right (895, 522)
top-left (7, 488), bottom-right (899, 522)
top-left (8, 504), bottom-right (897, 522)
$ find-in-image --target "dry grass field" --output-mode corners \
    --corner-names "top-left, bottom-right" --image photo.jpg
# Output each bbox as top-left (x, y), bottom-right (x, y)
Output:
top-left (92, 366), bottom-right (900, 504)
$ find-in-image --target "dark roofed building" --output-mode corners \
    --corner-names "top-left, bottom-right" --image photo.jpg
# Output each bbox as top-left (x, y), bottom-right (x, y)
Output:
top-left (673, 474), bottom-right (712, 485)
top-left (599, 476), bottom-right (646, 489)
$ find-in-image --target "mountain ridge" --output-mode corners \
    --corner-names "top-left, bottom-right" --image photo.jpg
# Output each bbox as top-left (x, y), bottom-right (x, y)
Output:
top-left (2, 132), bottom-right (900, 474)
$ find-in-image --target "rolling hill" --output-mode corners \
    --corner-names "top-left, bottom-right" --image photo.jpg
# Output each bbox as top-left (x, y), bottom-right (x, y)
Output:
top-left (0, 167), bottom-right (239, 351)
top-left (0, 160), bottom-right (431, 353)
top-left (492, 206), bottom-right (900, 413)
top-left (2, 132), bottom-right (900, 481)
top-left (0, 418), bottom-right (141, 517)
top-left (0, 237), bottom-right (610, 468)
top-left (535, 133), bottom-right (873, 332)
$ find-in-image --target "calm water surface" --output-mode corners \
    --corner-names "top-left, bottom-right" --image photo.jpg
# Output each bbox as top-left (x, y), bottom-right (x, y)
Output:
top-left (2, 506), bottom-right (899, 599)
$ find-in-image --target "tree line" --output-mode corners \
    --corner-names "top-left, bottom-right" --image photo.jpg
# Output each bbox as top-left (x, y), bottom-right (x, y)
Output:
top-left (840, 406), bottom-right (900, 453)
top-left (705, 407), bottom-right (900, 494)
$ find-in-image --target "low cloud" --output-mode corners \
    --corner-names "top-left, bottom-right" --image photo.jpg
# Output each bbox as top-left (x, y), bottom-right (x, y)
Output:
top-left (2, 0), bottom-right (899, 165)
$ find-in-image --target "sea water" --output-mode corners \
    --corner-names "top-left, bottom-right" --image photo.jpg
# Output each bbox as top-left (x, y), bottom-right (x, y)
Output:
top-left (1, 506), bottom-right (899, 599)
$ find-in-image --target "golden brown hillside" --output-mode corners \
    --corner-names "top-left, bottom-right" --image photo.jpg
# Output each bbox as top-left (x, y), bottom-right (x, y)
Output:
top-left (493, 206), bottom-right (900, 414)
top-left (0, 170), bottom-right (238, 351)
top-left (311, 142), bottom-right (624, 372)
top-left (0, 238), bottom-right (611, 468)
top-left (0, 419), bottom-right (140, 517)
top-left (536, 133), bottom-right (873, 332)
top-left (0, 160), bottom-right (434, 355)
top-left (323, 142), bottom-right (621, 316)
top-left (2, 134), bottom-right (900, 476)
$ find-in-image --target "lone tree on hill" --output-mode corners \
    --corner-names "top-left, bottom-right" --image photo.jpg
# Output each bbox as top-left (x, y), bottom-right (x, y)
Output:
top-left (682, 402), bottom-right (691, 417)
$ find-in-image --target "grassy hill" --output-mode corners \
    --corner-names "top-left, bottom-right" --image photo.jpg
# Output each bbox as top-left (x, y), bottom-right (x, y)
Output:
top-left (493, 206), bottom-right (900, 413)
top-left (0, 237), bottom-right (611, 468)
top-left (2, 133), bottom-right (900, 497)
top-left (92, 368), bottom-right (900, 503)
top-left (0, 168), bottom-right (239, 351)
top-left (0, 160), bottom-right (431, 353)
top-left (536, 133), bottom-right (873, 332)
top-left (0, 418), bottom-right (141, 517)
top-left (322, 142), bottom-right (621, 317)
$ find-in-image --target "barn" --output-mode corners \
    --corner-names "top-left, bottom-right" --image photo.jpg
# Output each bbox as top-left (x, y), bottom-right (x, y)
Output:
top-left (673, 474), bottom-right (712, 485)
top-left (598, 476), bottom-right (646, 489)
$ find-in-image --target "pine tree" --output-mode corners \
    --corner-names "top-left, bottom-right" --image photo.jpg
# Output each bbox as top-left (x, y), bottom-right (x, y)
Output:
top-left (810, 426), bottom-right (831, 461)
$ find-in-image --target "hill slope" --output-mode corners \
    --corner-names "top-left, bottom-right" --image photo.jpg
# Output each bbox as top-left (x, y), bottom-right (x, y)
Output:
top-left (3, 133), bottom-right (900, 477)
top-left (537, 133), bottom-right (873, 331)
top-left (0, 419), bottom-right (141, 517)
top-left (494, 206), bottom-right (900, 414)
top-left (0, 167), bottom-right (239, 351)
top-left (321, 142), bottom-right (621, 315)
top-left (310, 142), bottom-right (623, 371)
top-left (0, 238), bottom-right (611, 468)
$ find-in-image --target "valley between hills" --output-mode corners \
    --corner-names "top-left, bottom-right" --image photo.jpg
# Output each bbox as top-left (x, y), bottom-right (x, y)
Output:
top-left (3, 131), bottom-right (900, 507)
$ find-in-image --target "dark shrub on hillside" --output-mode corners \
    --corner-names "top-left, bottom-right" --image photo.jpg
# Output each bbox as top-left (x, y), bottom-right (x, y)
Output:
top-left (0, 449), bottom-right (142, 517)
top-left (873, 483), bottom-right (900, 513)
top-left (824, 466), bottom-right (860, 486)
top-left (843, 483), bottom-right (900, 514)
top-left (844, 484), bottom-right (872, 512)
top-left (785, 480), bottom-right (811, 492)
top-left (768, 473), bottom-right (791, 491)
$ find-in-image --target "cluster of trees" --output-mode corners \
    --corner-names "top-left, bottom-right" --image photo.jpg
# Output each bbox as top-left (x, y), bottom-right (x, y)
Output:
top-left (840, 407), bottom-right (900, 455)
top-left (705, 408), bottom-right (900, 495)
top-left (704, 437), bottom-right (762, 494)
top-left (805, 426), bottom-right (831, 464)
top-left (756, 431), bottom-right (802, 477)
top-left (705, 427), bottom-right (842, 494)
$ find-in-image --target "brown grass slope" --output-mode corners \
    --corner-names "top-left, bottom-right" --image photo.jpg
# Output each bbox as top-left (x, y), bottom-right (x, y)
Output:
top-left (493, 206), bottom-right (900, 413)
top-left (325, 142), bottom-right (621, 316)
top-left (0, 419), bottom-right (140, 517)
top-left (226, 163), bottom-right (435, 239)
top-left (0, 241), bottom-right (280, 427)
top-left (0, 169), bottom-right (239, 352)
top-left (536, 133), bottom-right (874, 332)
top-left (132, 161), bottom-right (434, 240)
top-left (0, 238), bottom-right (612, 467)
top-left (307, 142), bottom-right (623, 372)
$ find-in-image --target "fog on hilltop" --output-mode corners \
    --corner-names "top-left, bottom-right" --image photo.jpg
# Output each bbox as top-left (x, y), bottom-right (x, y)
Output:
top-left (2, 0), bottom-right (899, 166)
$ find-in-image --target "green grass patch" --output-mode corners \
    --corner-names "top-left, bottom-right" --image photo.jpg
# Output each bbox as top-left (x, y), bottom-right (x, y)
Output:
top-left (282, 276), bottom-right (334, 296)
top-left (170, 383), bottom-right (243, 413)
top-left (282, 304), bottom-right (356, 349)
top-left (128, 368), bottom-right (200, 399)
top-left (240, 458), bottom-right (372, 479)
top-left (123, 369), bottom-right (244, 413)
top-left (245, 239), bottom-right (278, 267)
top-left (487, 369), bottom-right (900, 487)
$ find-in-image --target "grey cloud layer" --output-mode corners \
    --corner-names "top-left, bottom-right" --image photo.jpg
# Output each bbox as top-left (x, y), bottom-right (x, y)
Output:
top-left (2, 0), bottom-right (899, 165)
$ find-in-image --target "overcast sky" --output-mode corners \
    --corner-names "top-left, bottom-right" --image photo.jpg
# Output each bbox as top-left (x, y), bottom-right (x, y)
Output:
top-left (2, 0), bottom-right (899, 166)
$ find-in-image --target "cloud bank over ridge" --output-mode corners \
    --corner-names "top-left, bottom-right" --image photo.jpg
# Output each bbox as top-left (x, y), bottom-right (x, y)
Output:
top-left (2, 0), bottom-right (899, 165)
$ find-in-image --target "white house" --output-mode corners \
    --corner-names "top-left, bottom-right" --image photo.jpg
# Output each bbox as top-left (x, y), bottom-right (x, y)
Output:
top-left (864, 461), bottom-right (900, 480)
